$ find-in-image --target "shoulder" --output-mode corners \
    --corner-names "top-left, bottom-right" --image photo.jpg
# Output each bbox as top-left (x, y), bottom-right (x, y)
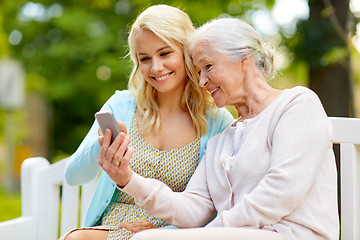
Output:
top-left (267, 86), bottom-right (325, 117)
top-left (206, 107), bottom-right (234, 125)
top-left (110, 90), bottom-right (136, 104)
top-left (100, 90), bottom-right (137, 122)
top-left (283, 86), bottom-right (322, 105)
top-left (272, 86), bottom-right (330, 131)
top-left (103, 90), bottom-right (136, 111)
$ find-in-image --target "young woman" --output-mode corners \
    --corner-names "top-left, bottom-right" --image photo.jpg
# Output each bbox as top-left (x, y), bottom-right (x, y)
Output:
top-left (105, 17), bottom-right (339, 240)
top-left (62, 5), bottom-right (234, 240)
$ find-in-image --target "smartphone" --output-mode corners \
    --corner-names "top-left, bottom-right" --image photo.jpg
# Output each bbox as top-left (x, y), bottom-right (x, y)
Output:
top-left (95, 111), bottom-right (121, 143)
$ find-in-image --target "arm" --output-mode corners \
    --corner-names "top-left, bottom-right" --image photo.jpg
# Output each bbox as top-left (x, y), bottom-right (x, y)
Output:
top-left (98, 126), bottom-right (217, 227)
top-left (64, 91), bottom-right (131, 186)
top-left (64, 120), bottom-right (102, 186)
top-left (207, 92), bottom-right (334, 228)
top-left (122, 157), bottom-right (217, 228)
top-left (118, 108), bottom-right (232, 227)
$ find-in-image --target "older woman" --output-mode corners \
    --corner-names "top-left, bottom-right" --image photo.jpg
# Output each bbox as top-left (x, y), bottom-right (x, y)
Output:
top-left (102, 17), bottom-right (339, 240)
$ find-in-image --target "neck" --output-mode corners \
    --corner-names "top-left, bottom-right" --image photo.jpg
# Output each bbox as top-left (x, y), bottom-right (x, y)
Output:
top-left (234, 73), bottom-right (281, 120)
top-left (157, 88), bottom-right (185, 114)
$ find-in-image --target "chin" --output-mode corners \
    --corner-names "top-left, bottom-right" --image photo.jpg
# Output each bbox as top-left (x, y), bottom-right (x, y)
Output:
top-left (215, 101), bottom-right (225, 108)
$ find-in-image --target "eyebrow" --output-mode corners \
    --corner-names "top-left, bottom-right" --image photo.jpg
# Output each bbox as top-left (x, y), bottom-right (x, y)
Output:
top-left (138, 46), bottom-right (171, 56)
top-left (195, 55), bottom-right (210, 66)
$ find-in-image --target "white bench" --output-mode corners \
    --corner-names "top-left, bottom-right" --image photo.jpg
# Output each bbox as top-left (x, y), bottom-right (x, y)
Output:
top-left (0, 117), bottom-right (359, 240)
top-left (331, 117), bottom-right (360, 240)
top-left (0, 158), bottom-right (98, 240)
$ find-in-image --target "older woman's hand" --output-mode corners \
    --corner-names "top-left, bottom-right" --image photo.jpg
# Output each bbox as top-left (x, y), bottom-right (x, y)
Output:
top-left (119, 220), bottom-right (158, 233)
top-left (98, 127), bottom-right (134, 188)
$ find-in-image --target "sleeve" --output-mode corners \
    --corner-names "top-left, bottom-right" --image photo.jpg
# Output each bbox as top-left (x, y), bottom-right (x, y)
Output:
top-left (122, 154), bottom-right (217, 228)
top-left (207, 91), bottom-right (334, 228)
top-left (64, 92), bottom-right (127, 186)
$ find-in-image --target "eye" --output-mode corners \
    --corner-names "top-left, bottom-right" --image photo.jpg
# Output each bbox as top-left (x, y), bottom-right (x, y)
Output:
top-left (140, 56), bottom-right (150, 62)
top-left (160, 51), bottom-right (171, 57)
top-left (205, 64), bottom-right (212, 70)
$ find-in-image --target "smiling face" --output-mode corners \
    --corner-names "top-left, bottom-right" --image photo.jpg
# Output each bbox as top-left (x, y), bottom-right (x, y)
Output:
top-left (135, 30), bottom-right (187, 95)
top-left (192, 41), bottom-right (244, 108)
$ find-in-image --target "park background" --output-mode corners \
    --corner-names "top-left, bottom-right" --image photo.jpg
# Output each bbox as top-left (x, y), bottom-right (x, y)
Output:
top-left (0, 0), bottom-right (359, 222)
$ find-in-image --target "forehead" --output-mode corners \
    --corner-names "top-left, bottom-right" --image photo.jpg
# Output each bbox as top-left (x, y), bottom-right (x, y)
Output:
top-left (192, 41), bottom-right (219, 66)
top-left (134, 29), bottom-right (183, 55)
top-left (134, 30), bottom-right (167, 52)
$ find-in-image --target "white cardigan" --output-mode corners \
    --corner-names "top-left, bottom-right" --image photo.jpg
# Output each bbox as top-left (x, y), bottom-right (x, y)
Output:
top-left (123, 86), bottom-right (339, 240)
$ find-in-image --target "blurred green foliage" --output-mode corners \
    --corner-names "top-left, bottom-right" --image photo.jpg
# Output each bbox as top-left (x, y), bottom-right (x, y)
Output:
top-left (0, 186), bottom-right (21, 221)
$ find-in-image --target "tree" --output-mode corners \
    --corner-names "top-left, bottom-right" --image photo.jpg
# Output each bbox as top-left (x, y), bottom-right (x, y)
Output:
top-left (292, 0), bottom-right (353, 117)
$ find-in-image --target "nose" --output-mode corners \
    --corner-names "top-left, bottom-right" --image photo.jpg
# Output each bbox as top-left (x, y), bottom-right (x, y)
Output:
top-left (199, 73), bottom-right (209, 88)
top-left (151, 57), bottom-right (163, 73)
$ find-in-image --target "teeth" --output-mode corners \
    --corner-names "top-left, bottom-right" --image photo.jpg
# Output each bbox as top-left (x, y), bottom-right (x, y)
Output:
top-left (155, 73), bottom-right (171, 81)
top-left (210, 87), bottom-right (220, 94)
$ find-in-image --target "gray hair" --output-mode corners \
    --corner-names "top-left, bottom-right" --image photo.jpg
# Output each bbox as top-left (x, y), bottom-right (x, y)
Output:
top-left (190, 17), bottom-right (275, 79)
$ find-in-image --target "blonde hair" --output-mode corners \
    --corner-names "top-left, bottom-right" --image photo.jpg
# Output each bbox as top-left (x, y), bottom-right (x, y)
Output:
top-left (127, 5), bottom-right (214, 136)
top-left (190, 17), bottom-right (276, 80)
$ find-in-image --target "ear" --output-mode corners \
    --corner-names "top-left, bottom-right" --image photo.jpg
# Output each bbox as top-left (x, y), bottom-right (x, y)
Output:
top-left (241, 55), bottom-right (251, 72)
top-left (241, 55), bottom-right (256, 83)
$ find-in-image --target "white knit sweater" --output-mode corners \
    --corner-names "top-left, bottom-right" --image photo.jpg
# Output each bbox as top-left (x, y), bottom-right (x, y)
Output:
top-left (123, 86), bottom-right (339, 240)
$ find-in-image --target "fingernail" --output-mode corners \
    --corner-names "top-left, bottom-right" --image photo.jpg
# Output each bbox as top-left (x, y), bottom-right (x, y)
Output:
top-left (118, 224), bottom-right (123, 229)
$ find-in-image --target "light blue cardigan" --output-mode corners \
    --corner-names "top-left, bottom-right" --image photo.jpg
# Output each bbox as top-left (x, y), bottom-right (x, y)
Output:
top-left (64, 90), bottom-right (234, 227)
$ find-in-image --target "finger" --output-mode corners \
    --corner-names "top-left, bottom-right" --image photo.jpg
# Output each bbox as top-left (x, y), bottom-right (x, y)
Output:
top-left (118, 220), bottom-right (155, 231)
top-left (123, 145), bottom-right (134, 162)
top-left (118, 222), bottom-right (132, 230)
top-left (118, 145), bottom-right (133, 171)
top-left (99, 129), bottom-right (112, 167)
top-left (127, 226), bottom-right (141, 233)
top-left (106, 132), bottom-right (126, 166)
top-left (120, 224), bottom-right (140, 233)
top-left (115, 134), bottom-right (131, 160)
top-left (98, 136), bottom-right (104, 146)
top-left (116, 120), bottom-right (127, 134)
top-left (98, 127), bottom-right (103, 137)
top-left (103, 128), bottom-right (112, 147)
top-left (118, 145), bottom-right (134, 175)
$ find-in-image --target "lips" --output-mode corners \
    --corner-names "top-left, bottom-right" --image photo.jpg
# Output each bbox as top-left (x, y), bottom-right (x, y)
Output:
top-left (209, 86), bottom-right (220, 95)
top-left (152, 72), bottom-right (173, 81)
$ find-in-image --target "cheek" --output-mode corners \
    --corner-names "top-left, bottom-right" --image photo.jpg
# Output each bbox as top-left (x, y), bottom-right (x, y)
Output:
top-left (173, 60), bottom-right (185, 73)
top-left (209, 71), bottom-right (222, 85)
top-left (172, 55), bottom-right (186, 73)
top-left (178, 63), bottom-right (187, 77)
top-left (139, 64), bottom-right (149, 77)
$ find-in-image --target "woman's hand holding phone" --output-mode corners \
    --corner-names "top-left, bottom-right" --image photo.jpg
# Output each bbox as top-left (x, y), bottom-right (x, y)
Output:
top-left (95, 111), bottom-right (127, 142)
top-left (95, 111), bottom-right (134, 188)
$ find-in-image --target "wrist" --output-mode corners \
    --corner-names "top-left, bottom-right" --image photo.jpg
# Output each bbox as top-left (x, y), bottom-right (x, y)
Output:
top-left (117, 171), bottom-right (133, 189)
